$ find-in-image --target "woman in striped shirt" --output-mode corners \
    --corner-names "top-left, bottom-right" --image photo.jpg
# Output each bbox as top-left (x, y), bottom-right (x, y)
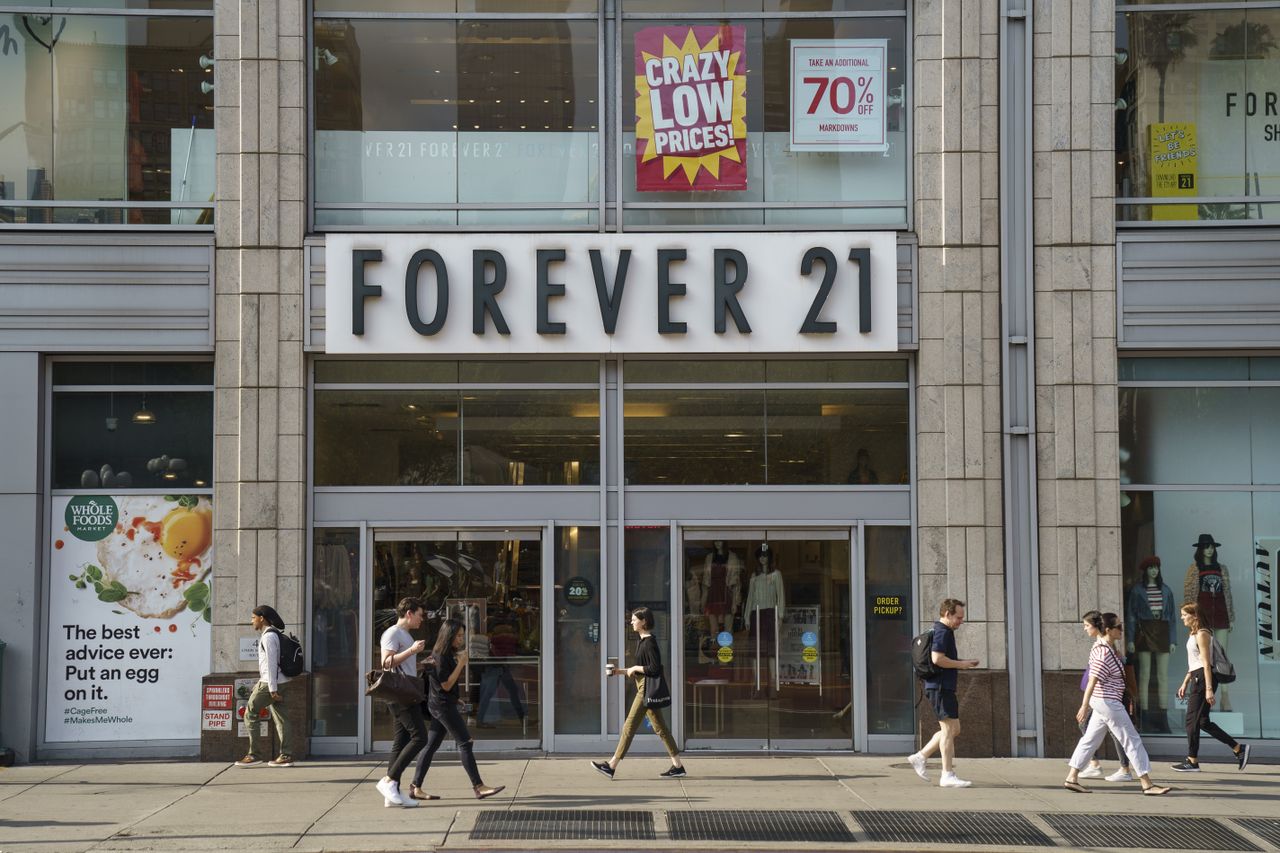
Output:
top-left (1064, 612), bottom-right (1171, 795)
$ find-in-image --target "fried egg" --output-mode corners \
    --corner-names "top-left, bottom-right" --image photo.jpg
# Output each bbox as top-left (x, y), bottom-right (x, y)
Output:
top-left (96, 496), bottom-right (213, 619)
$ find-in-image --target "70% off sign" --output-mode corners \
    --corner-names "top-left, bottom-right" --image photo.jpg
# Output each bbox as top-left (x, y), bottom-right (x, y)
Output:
top-left (789, 40), bottom-right (889, 152)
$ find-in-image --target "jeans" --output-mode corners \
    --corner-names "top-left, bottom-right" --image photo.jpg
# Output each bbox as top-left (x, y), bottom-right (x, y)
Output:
top-left (1068, 696), bottom-right (1151, 777)
top-left (386, 700), bottom-right (429, 785)
top-left (612, 675), bottom-right (679, 764)
top-left (413, 699), bottom-right (484, 788)
top-left (1185, 671), bottom-right (1238, 759)
top-left (478, 665), bottom-right (526, 722)
top-left (246, 680), bottom-right (294, 759)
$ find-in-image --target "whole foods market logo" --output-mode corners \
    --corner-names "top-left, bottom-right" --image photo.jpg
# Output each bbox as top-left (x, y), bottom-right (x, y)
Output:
top-left (65, 496), bottom-right (119, 541)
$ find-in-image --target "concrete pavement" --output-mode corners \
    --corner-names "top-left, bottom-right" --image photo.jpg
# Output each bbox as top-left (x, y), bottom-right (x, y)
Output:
top-left (0, 755), bottom-right (1276, 852)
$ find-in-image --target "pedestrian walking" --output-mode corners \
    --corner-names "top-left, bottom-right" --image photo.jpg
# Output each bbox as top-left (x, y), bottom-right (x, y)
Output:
top-left (235, 605), bottom-right (298, 768)
top-left (1172, 603), bottom-right (1250, 772)
top-left (375, 597), bottom-right (430, 808)
top-left (410, 617), bottom-right (506, 800)
top-left (1063, 612), bottom-right (1169, 795)
top-left (1076, 610), bottom-right (1133, 782)
top-left (591, 607), bottom-right (686, 779)
top-left (907, 598), bottom-right (978, 788)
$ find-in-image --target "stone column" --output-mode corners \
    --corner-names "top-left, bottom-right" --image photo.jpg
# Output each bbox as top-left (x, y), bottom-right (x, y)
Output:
top-left (212, 0), bottom-right (308, 674)
top-left (1031, 0), bottom-right (1122, 757)
top-left (914, 0), bottom-right (1010, 755)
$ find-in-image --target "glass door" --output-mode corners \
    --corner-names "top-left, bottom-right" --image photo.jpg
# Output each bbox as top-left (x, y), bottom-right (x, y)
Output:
top-left (368, 529), bottom-right (542, 751)
top-left (680, 530), bottom-right (852, 748)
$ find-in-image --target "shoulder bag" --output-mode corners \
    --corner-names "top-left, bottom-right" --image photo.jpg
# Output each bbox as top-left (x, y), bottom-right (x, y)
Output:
top-left (365, 665), bottom-right (425, 705)
top-left (643, 670), bottom-right (672, 709)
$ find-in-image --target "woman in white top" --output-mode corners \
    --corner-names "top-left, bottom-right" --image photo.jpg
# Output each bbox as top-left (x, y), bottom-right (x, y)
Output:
top-left (1063, 612), bottom-right (1169, 795)
top-left (1172, 603), bottom-right (1249, 772)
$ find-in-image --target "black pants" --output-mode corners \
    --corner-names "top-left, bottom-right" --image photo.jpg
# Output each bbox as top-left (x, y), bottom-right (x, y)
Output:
top-left (413, 699), bottom-right (483, 788)
top-left (386, 700), bottom-right (430, 785)
top-left (1185, 671), bottom-right (1238, 759)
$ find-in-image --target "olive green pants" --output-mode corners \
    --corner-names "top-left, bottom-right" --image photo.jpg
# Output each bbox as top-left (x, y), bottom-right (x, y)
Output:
top-left (246, 680), bottom-right (296, 759)
top-left (612, 675), bottom-right (679, 763)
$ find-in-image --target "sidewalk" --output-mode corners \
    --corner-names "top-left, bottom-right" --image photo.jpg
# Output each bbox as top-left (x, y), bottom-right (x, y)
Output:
top-left (1, 755), bottom-right (1276, 853)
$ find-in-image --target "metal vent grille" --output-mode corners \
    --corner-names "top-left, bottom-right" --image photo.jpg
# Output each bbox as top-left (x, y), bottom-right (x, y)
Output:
top-left (668, 810), bottom-right (853, 843)
top-left (1233, 818), bottom-right (1280, 849)
top-left (470, 809), bottom-right (655, 841)
top-left (852, 810), bottom-right (1053, 847)
top-left (1041, 814), bottom-right (1261, 852)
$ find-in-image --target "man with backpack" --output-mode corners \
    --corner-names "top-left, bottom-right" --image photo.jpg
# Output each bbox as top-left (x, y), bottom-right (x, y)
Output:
top-left (235, 604), bottom-right (301, 767)
top-left (907, 598), bottom-right (979, 788)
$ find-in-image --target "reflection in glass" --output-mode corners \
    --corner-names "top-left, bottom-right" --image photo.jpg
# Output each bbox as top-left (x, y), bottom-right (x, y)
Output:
top-left (624, 389), bottom-right (766, 485)
top-left (461, 391), bottom-right (600, 485)
top-left (371, 536), bottom-right (541, 744)
top-left (766, 389), bottom-right (910, 485)
top-left (864, 526), bottom-right (912, 734)
top-left (555, 526), bottom-right (602, 734)
top-left (312, 528), bottom-right (361, 737)
top-left (1119, 387), bottom-right (1253, 485)
top-left (624, 527), bottom-right (671, 718)
top-left (0, 14), bottom-right (213, 225)
top-left (314, 391), bottom-right (461, 486)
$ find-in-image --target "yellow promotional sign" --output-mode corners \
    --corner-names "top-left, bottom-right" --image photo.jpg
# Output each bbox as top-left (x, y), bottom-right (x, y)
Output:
top-left (717, 646), bottom-right (734, 663)
top-left (1149, 122), bottom-right (1198, 221)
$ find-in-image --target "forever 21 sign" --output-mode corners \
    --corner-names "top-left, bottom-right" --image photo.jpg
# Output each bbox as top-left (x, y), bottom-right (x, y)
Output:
top-left (324, 232), bottom-right (898, 354)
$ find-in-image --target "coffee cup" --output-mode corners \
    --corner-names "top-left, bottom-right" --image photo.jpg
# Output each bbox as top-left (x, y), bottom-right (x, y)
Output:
top-left (605, 662), bottom-right (616, 675)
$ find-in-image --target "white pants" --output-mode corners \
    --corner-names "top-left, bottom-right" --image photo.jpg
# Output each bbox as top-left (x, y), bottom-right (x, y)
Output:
top-left (1068, 697), bottom-right (1150, 777)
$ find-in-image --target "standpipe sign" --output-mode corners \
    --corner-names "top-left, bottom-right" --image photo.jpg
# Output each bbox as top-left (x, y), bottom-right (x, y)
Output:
top-left (635, 25), bottom-right (748, 192)
top-left (324, 232), bottom-right (899, 354)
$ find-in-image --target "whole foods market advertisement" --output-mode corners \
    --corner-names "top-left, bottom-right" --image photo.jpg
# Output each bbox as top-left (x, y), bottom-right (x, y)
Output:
top-left (46, 494), bottom-right (213, 742)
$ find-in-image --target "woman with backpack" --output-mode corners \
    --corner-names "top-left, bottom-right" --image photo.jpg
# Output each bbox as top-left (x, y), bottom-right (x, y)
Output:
top-left (1172, 603), bottom-right (1250, 772)
top-left (235, 604), bottom-right (297, 768)
top-left (1063, 612), bottom-right (1169, 795)
top-left (408, 618), bottom-right (506, 800)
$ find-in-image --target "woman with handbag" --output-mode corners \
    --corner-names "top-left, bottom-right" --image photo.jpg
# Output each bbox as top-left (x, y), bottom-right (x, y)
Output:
top-left (375, 597), bottom-right (429, 808)
top-left (591, 607), bottom-right (686, 780)
top-left (1063, 612), bottom-right (1170, 795)
top-left (410, 618), bottom-right (506, 800)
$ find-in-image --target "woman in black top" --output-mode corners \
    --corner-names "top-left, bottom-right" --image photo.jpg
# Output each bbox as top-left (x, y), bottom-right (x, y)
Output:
top-left (406, 618), bottom-right (505, 801)
top-left (591, 607), bottom-right (686, 779)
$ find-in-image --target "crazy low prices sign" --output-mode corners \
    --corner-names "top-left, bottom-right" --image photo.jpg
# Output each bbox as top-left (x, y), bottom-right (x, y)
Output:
top-left (635, 25), bottom-right (747, 192)
top-left (790, 40), bottom-right (888, 153)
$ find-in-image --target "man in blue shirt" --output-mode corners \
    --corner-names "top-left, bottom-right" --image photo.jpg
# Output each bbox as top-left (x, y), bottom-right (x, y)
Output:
top-left (907, 598), bottom-right (980, 788)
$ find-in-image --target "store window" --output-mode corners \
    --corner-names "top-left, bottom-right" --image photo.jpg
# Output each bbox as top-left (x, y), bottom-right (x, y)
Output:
top-left (1116, 4), bottom-right (1280, 222)
top-left (313, 360), bottom-right (601, 486)
top-left (310, 1), bottom-right (908, 230)
top-left (1119, 357), bottom-right (1280, 740)
top-left (312, 528), bottom-right (361, 738)
top-left (622, 358), bottom-right (909, 485)
top-left (0, 4), bottom-right (214, 226)
top-left (554, 525), bottom-right (602, 734)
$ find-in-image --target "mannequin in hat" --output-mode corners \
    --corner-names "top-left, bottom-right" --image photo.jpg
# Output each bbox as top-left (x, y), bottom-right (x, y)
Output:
top-left (1183, 534), bottom-right (1235, 711)
top-left (1125, 556), bottom-right (1176, 732)
top-left (744, 543), bottom-right (785, 695)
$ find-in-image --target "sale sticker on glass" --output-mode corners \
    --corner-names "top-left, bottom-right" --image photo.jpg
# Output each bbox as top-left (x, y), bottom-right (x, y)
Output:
top-left (635, 25), bottom-right (748, 192)
top-left (790, 40), bottom-right (888, 152)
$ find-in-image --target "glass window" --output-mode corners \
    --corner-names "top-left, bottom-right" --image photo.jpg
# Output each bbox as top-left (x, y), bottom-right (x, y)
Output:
top-left (311, 528), bottom-right (360, 738)
top-left (52, 361), bottom-right (214, 385)
top-left (461, 390), bottom-right (600, 485)
top-left (554, 525), bottom-right (601, 734)
top-left (314, 360), bottom-right (598, 384)
top-left (314, 17), bottom-right (599, 228)
top-left (1116, 8), bottom-right (1280, 222)
top-left (766, 388), bottom-right (909, 485)
top-left (864, 525), bottom-right (911, 734)
top-left (625, 389), bottom-right (767, 485)
top-left (624, 526), bottom-right (671, 723)
top-left (1119, 387), bottom-right (1253, 485)
top-left (0, 12), bottom-right (214, 225)
top-left (52, 391), bottom-right (213, 489)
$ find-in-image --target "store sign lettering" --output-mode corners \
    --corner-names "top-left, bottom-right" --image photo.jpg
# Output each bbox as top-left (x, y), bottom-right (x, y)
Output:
top-left (326, 232), bottom-right (899, 355)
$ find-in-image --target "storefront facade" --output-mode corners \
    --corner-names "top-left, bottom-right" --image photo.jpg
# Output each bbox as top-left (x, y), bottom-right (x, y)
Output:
top-left (6, 0), bottom-right (1274, 763)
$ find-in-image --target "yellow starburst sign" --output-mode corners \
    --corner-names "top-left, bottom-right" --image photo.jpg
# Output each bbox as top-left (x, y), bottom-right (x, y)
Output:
top-left (634, 26), bottom-right (748, 192)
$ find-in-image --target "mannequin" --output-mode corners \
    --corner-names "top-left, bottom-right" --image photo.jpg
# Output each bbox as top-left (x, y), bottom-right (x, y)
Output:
top-left (702, 541), bottom-right (743, 637)
top-left (743, 543), bottom-right (785, 695)
top-left (846, 448), bottom-right (880, 485)
top-left (1125, 555), bottom-right (1175, 732)
top-left (685, 561), bottom-right (710, 663)
top-left (1183, 533), bottom-right (1234, 711)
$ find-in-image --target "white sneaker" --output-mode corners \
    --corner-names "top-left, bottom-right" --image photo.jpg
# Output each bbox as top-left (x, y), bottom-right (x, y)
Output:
top-left (939, 772), bottom-right (972, 788)
top-left (907, 753), bottom-right (929, 781)
top-left (1105, 768), bottom-right (1133, 782)
top-left (376, 777), bottom-right (405, 806)
top-left (1078, 765), bottom-right (1104, 779)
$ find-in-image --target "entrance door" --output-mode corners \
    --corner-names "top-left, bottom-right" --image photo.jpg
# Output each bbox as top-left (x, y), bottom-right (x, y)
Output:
top-left (368, 529), bottom-right (543, 751)
top-left (680, 530), bottom-right (852, 749)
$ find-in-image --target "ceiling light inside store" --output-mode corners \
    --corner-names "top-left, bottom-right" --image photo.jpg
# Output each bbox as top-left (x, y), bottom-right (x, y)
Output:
top-left (132, 397), bottom-right (156, 425)
top-left (193, 480), bottom-right (207, 487)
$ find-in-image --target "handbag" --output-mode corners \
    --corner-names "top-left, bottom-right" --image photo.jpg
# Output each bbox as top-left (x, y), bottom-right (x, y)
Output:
top-left (364, 666), bottom-right (425, 705)
top-left (643, 671), bottom-right (672, 709)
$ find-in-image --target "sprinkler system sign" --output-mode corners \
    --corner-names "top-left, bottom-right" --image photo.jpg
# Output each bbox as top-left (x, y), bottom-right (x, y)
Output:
top-left (635, 25), bottom-right (748, 192)
top-left (790, 40), bottom-right (888, 152)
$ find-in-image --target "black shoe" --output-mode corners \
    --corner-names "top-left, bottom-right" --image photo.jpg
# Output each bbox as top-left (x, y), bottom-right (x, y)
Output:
top-left (1236, 743), bottom-right (1250, 771)
top-left (590, 760), bottom-right (615, 780)
top-left (1171, 761), bottom-right (1201, 772)
top-left (659, 765), bottom-right (687, 778)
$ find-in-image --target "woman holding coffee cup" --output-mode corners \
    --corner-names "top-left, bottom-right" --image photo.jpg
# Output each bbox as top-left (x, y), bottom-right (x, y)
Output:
top-left (590, 607), bottom-right (686, 779)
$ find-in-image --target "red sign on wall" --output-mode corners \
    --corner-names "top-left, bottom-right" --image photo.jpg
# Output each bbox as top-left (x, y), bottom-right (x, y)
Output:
top-left (634, 25), bottom-right (748, 192)
top-left (202, 684), bottom-right (233, 711)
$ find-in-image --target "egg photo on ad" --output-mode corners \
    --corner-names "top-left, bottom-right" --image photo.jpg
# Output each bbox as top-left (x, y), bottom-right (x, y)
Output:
top-left (46, 494), bottom-right (213, 743)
